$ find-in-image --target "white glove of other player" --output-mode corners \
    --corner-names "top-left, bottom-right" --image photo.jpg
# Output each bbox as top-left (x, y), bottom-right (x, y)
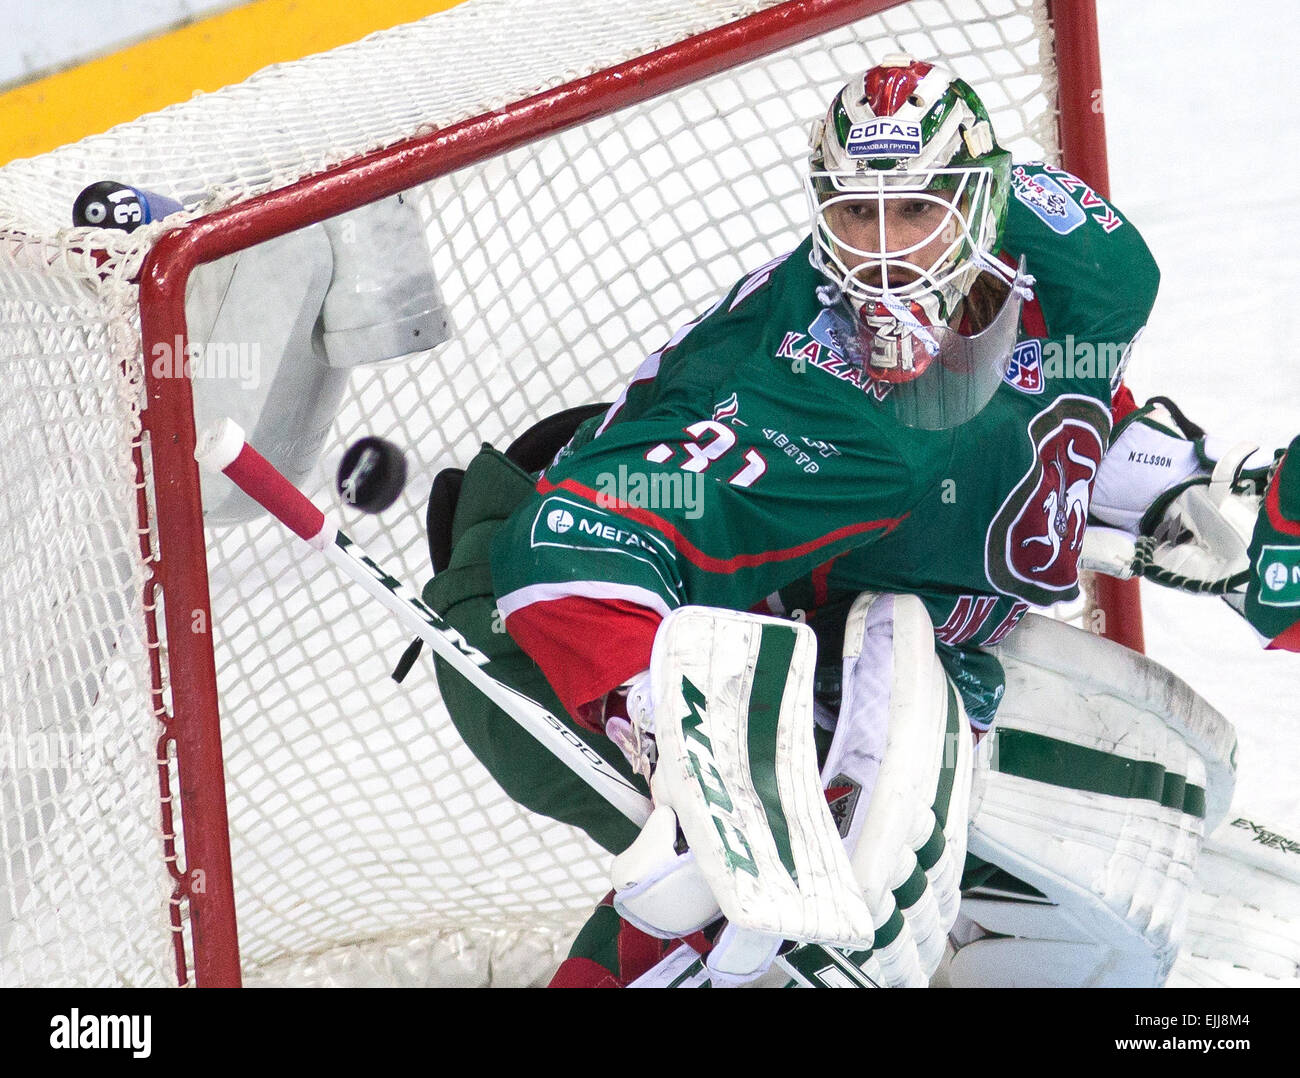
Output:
top-left (1083, 397), bottom-right (1277, 593)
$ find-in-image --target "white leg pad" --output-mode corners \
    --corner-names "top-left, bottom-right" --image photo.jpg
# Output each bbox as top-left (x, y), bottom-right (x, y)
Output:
top-left (820, 592), bottom-right (974, 988)
top-left (704, 924), bottom-right (784, 987)
top-left (647, 606), bottom-right (875, 950)
top-left (1169, 815), bottom-right (1300, 987)
top-left (956, 613), bottom-right (1238, 987)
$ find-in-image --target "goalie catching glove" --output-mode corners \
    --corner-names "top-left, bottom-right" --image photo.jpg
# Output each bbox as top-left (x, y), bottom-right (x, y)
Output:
top-left (1083, 397), bottom-right (1279, 594)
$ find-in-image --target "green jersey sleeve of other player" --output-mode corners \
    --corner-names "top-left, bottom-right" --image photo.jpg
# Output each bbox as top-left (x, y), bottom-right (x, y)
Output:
top-left (1243, 434), bottom-right (1300, 647)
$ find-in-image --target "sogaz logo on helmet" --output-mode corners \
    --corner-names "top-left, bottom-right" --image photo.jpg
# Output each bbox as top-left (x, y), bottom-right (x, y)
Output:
top-left (846, 118), bottom-right (923, 159)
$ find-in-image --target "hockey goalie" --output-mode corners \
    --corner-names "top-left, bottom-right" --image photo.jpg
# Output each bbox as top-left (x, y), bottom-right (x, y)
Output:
top-left (418, 56), bottom-right (1300, 986)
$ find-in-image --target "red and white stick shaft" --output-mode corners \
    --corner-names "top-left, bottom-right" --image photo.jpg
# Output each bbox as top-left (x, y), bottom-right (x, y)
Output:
top-left (195, 418), bottom-right (336, 549)
top-left (195, 418), bottom-right (651, 825)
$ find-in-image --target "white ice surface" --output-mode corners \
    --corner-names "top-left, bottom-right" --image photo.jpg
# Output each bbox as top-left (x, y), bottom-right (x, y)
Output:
top-left (1097, 0), bottom-right (1300, 838)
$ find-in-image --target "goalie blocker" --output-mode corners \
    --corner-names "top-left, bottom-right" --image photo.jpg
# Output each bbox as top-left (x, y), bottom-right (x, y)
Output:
top-left (606, 594), bottom-right (974, 988)
top-left (613, 606), bottom-right (876, 984)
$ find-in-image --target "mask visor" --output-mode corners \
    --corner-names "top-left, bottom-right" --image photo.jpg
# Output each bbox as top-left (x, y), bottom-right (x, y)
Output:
top-left (864, 259), bottom-right (1027, 429)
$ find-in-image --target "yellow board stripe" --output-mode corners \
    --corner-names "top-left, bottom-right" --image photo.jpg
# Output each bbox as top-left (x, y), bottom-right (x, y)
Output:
top-left (0, 0), bottom-right (466, 165)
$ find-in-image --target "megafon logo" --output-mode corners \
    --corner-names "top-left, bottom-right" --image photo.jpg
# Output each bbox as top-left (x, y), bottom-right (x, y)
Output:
top-left (1258, 547), bottom-right (1300, 607)
top-left (547, 508), bottom-right (574, 533)
top-left (1265, 562), bottom-right (1290, 591)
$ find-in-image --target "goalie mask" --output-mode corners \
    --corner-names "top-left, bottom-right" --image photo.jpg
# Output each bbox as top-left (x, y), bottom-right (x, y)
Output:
top-left (808, 56), bottom-right (1030, 429)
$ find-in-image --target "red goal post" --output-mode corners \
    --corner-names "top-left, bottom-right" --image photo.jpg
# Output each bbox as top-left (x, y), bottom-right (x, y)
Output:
top-left (0, 0), bottom-right (1139, 987)
top-left (1044, 0), bottom-right (1146, 655)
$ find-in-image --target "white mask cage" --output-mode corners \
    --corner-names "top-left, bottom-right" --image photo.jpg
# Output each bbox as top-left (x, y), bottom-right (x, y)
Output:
top-left (807, 164), bottom-right (1003, 314)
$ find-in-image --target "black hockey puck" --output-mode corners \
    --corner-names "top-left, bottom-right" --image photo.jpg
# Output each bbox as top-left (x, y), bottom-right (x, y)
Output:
top-left (337, 437), bottom-right (408, 514)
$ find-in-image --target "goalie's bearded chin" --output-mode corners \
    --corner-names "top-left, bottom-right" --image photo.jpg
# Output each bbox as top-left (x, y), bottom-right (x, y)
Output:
top-left (502, 596), bottom-right (662, 730)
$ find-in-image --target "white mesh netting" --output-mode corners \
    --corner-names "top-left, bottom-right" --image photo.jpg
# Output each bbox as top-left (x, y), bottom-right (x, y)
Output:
top-left (0, 0), bottom-right (1065, 985)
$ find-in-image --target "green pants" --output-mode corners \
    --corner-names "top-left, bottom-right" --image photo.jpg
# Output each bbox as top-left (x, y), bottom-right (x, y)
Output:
top-left (421, 445), bottom-right (644, 855)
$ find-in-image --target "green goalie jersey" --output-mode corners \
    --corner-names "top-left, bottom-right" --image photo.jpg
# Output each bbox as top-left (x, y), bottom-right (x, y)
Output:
top-left (489, 163), bottom-right (1161, 727)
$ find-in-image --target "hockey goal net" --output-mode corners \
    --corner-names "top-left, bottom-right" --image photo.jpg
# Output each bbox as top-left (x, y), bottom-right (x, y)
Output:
top-left (0, 0), bottom-right (1135, 986)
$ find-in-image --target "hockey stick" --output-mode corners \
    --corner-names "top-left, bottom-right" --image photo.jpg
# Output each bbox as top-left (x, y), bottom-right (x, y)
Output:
top-left (194, 418), bottom-right (652, 827)
top-left (194, 419), bottom-right (863, 986)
